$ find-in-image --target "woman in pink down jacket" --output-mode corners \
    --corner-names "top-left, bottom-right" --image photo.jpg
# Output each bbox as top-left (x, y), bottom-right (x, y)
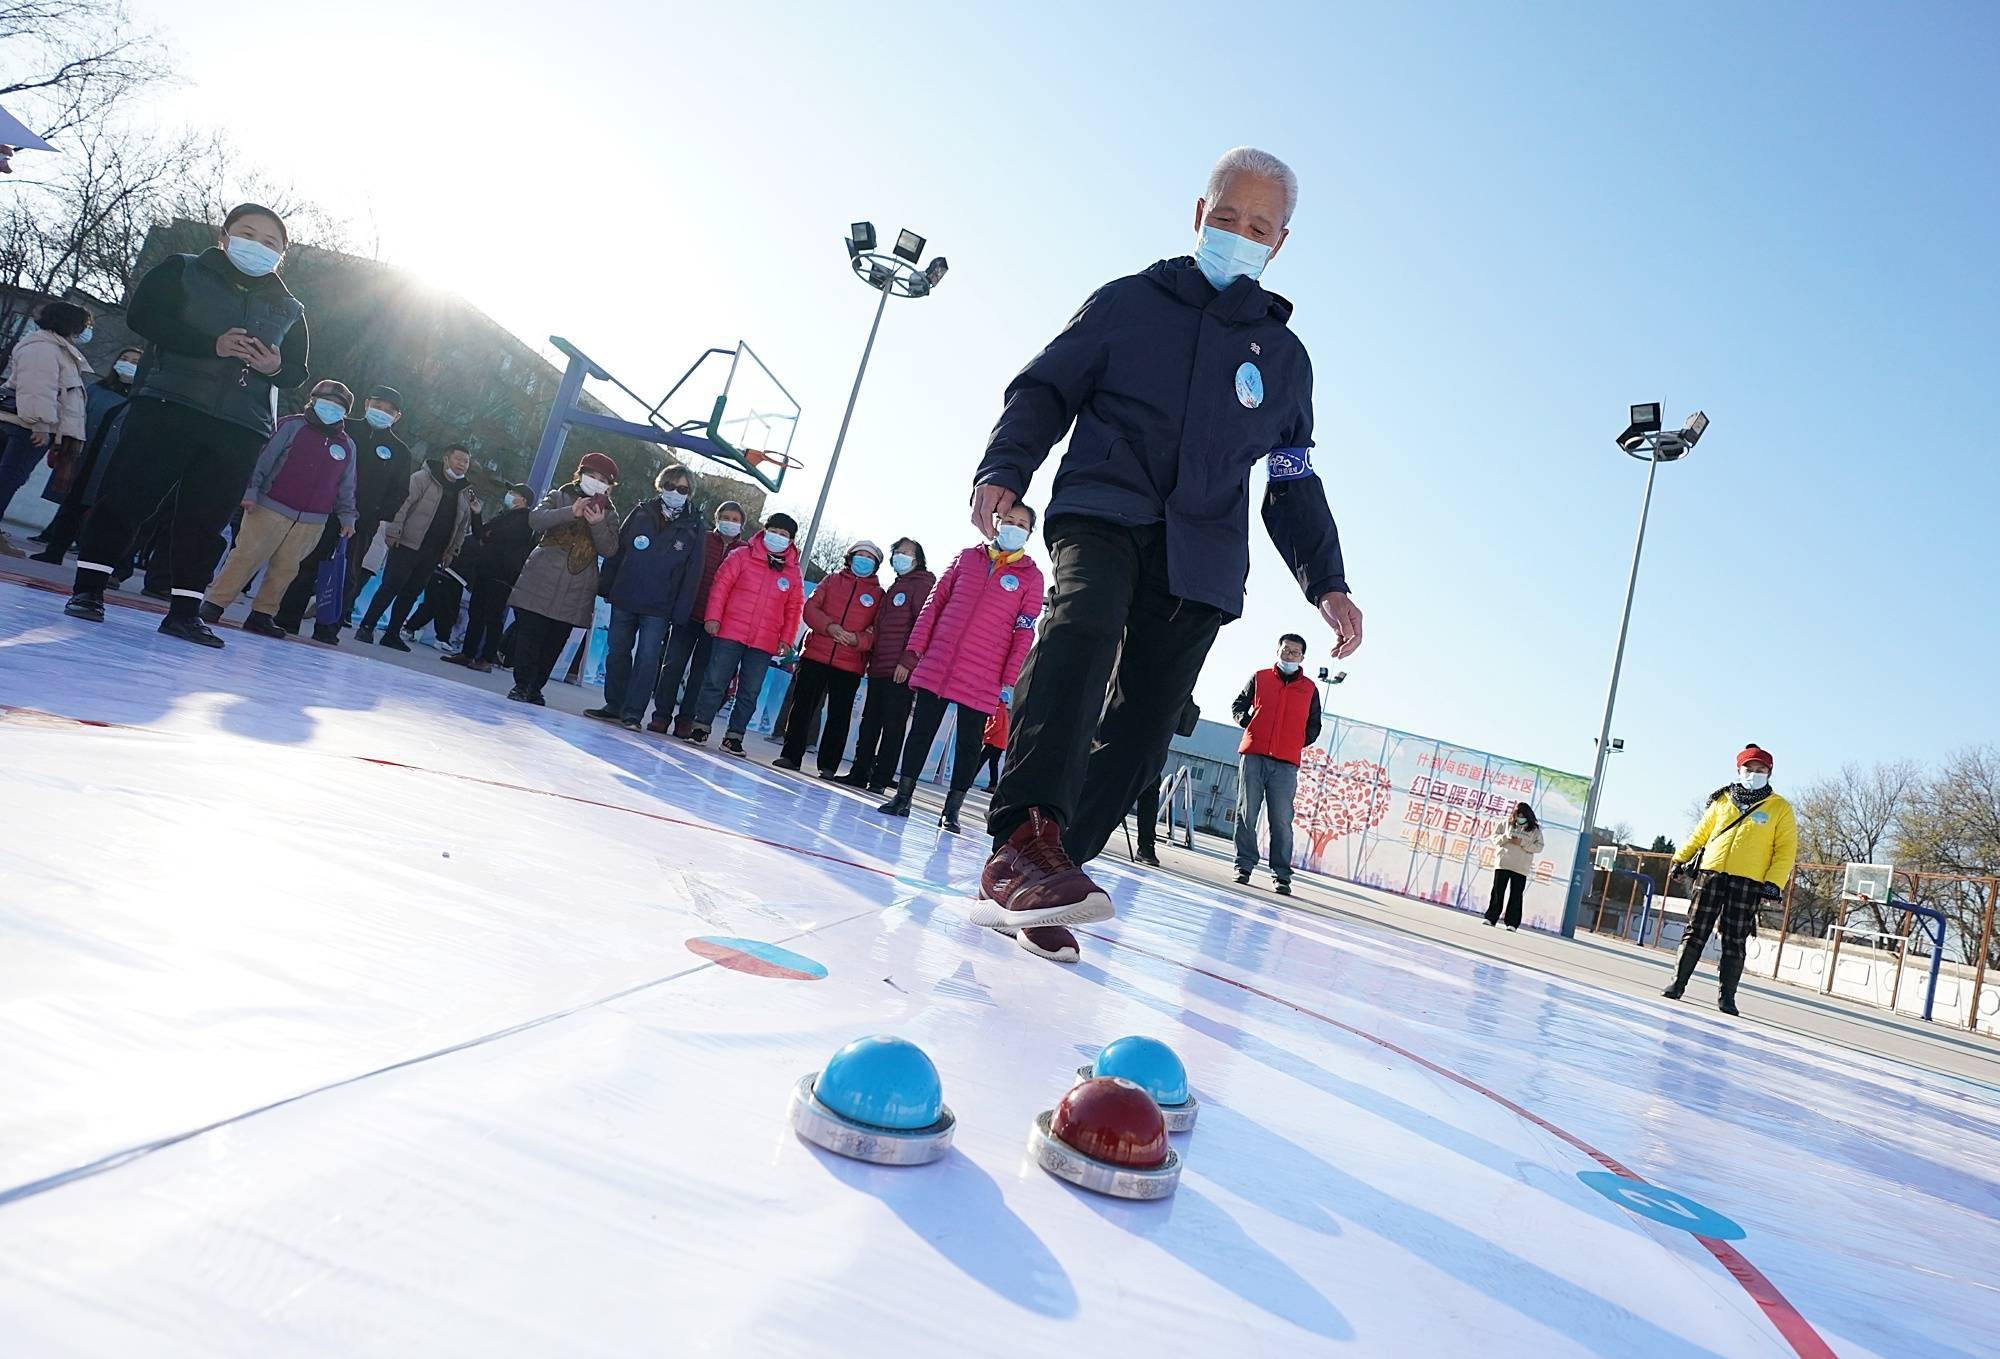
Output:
top-left (683, 511), bottom-right (804, 755)
top-left (876, 503), bottom-right (1043, 833)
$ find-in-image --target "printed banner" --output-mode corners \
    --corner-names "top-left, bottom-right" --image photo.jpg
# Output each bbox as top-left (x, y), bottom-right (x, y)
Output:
top-left (1290, 715), bottom-right (1588, 932)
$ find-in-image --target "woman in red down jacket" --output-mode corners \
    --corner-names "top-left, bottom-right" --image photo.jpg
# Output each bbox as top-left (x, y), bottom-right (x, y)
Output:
top-left (838, 536), bottom-right (935, 793)
top-left (683, 511), bottom-right (804, 755)
top-left (876, 504), bottom-right (1043, 833)
top-left (774, 537), bottom-right (884, 776)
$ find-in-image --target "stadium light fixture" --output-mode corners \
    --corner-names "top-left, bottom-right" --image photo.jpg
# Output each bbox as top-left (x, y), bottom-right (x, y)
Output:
top-left (847, 222), bottom-right (877, 256)
top-left (1680, 410), bottom-right (1709, 447)
top-left (924, 256), bottom-right (949, 288)
top-left (893, 229), bottom-right (926, 263)
top-left (1617, 402), bottom-right (1663, 453)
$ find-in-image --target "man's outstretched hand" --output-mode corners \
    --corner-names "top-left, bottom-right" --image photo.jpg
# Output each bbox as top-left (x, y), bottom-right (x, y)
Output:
top-left (1319, 591), bottom-right (1364, 659)
top-left (969, 482), bottom-right (1016, 539)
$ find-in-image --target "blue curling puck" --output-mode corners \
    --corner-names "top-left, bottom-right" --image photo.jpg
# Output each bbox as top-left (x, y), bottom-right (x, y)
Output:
top-left (1092, 1036), bottom-right (1189, 1106)
top-left (815, 1035), bottom-right (944, 1131)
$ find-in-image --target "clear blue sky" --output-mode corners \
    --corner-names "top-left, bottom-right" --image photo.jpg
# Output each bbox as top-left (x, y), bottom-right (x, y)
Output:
top-left (127, 0), bottom-right (1999, 843)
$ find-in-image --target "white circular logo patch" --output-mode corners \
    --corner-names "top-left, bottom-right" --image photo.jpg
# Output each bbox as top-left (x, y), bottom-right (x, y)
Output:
top-left (892, 592), bottom-right (906, 606)
top-left (777, 578), bottom-right (791, 592)
top-left (1235, 362), bottom-right (1264, 409)
top-left (633, 535), bottom-right (650, 550)
top-left (859, 593), bottom-right (874, 606)
top-left (330, 446), bottom-right (347, 461)
top-left (1000, 574), bottom-right (1020, 592)
top-left (375, 445), bottom-right (392, 460)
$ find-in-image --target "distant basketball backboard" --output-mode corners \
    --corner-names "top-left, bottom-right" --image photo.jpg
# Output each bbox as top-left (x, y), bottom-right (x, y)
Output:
top-left (1842, 863), bottom-right (1894, 904)
top-left (528, 337), bottom-right (803, 496)
top-left (1592, 846), bottom-right (1619, 872)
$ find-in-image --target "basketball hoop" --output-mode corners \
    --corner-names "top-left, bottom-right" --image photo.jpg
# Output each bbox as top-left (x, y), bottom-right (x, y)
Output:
top-left (743, 448), bottom-right (805, 472)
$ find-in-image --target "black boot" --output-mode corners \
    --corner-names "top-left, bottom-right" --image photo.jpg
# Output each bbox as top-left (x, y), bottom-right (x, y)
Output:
top-left (63, 590), bottom-right (105, 622)
top-left (159, 613), bottom-right (225, 648)
top-left (876, 776), bottom-right (916, 818)
top-left (1717, 950), bottom-right (1745, 1016)
top-left (1662, 944), bottom-right (1699, 1000)
top-left (939, 789), bottom-right (966, 834)
top-left (197, 600), bottom-right (224, 625)
top-left (244, 611), bottom-right (284, 638)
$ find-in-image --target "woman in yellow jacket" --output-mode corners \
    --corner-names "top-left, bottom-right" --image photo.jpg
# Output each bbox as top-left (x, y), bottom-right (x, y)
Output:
top-left (1664, 743), bottom-right (1798, 1016)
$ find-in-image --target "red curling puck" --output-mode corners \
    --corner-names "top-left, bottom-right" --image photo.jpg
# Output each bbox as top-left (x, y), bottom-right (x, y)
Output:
top-left (1050, 1077), bottom-right (1170, 1170)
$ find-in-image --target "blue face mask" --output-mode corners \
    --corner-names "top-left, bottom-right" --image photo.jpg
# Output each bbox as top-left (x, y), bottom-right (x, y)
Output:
top-left (311, 398), bottom-right (346, 425)
top-left (1193, 223), bottom-right (1272, 291)
top-left (224, 235), bottom-right (283, 277)
top-left (77, 327), bottom-right (94, 345)
top-left (851, 555), bottom-right (877, 576)
top-left (365, 407), bottom-right (396, 429)
top-left (994, 524), bottom-right (1030, 553)
top-left (763, 530), bottom-right (791, 555)
top-left (1276, 658), bottom-right (1301, 674)
top-left (890, 553), bottom-right (914, 575)
top-left (661, 489), bottom-right (689, 511)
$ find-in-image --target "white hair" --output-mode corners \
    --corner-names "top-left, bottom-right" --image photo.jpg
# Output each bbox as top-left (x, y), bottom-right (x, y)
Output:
top-left (1206, 146), bottom-right (1298, 225)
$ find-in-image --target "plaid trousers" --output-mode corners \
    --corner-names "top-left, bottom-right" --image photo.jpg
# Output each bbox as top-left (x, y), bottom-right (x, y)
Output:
top-left (1687, 872), bottom-right (1764, 945)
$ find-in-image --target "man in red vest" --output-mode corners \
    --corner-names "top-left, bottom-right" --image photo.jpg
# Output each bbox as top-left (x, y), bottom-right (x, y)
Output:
top-left (1231, 632), bottom-right (1322, 895)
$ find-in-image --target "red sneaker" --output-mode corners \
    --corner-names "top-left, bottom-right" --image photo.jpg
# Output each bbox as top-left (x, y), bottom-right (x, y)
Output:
top-left (971, 809), bottom-right (1113, 931)
top-left (992, 923), bottom-right (1082, 964)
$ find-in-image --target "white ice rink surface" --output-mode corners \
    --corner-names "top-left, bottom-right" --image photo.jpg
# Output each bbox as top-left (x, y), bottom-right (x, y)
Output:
top-left (2, 578), bottom-right (1997, 1357)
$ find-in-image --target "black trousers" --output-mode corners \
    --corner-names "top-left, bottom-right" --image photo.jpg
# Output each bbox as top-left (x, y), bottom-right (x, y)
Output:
top-left (780, 658), bottom-right (864, 772)
top-left (651, 620), bottom-right (712, 726)
top-left (74, 398), bottom-right (265, 602)
top-left (1134, 775), bottom-right (1162, 855)
top-left (898, 687), bottom-right (989, 793)
top-left (460, 574), bottom-right (512, 661)
top-left (359, 544), bottom-right (443, 634)
top-left (273, 517), bottom-right (383, 630)
top-left (850, 678), bottom-right (915, 786)
top-left (510, 610), bottom-right (574, 697)
top-left (975, 744), bottom-right (1005, 788)
top-left (406, 570), bottom-right (464, 643)
top-left (1486, 869), bottom-right (1527, 927)
top-left (989, 516), bottom-right (1226, 865)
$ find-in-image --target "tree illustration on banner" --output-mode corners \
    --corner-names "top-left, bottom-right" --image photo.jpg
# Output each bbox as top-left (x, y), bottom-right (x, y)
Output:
top-left (1292, 745), bottom-right (1393, 864)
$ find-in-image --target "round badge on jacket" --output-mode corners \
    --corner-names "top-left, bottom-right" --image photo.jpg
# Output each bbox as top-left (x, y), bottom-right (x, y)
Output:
top-left (1235, 362), bottom-right (1264, 409)
top-left (860, 593), bottom-right (874, 606)
top-left (331, 446), bottom-right (347, 461)
top-left (778, 578), bottom-right (791, 591)
top-left (633, 535), bottom-right (650, 550)
top-left (375, 445), bottom-right (392, 459)
top-left (892, 592), bottom-right (906, 606)
top-left (1000, 574), bottom-right (1020, 592)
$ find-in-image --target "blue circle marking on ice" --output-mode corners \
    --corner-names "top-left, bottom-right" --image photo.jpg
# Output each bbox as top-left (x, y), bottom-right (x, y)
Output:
top-left (1235, 361), bottom-right (1264, 408)
top-left (815, 1035), bottom-right (944, 1131)
top-left (1092, 1035), bottom-right (1190, 1106)
top-left (633, 535), bottom-right (650, 550)
top-left (1577, 1172), bottom-right (1745, 1240)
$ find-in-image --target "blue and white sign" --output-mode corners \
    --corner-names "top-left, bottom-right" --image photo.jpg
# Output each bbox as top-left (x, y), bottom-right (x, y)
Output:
top-left (1577, 1172), bottom-right (1745, 1240)
top-left (1235, 362), bottom-right (1264, 409)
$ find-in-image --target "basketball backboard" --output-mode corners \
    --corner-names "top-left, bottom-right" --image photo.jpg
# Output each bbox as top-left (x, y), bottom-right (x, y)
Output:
top-left (1593, 846), bottom-right (1619, 872)
top-left (1841, 862), bottom-right (1894, 904)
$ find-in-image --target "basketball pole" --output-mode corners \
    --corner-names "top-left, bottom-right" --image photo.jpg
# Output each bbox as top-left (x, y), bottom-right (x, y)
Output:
top-left (799, 279), bottom-right (892, 573)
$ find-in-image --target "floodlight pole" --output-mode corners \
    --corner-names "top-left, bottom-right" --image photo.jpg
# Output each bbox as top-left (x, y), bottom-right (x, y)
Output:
top-left (800, 279), bottom-right (890, 572)
top-left (1565, 451), bottom-right (1661, 937)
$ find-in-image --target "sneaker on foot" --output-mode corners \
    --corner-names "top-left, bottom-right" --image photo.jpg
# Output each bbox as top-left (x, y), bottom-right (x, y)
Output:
top-left (1234, 870), bottom-right (1252, 886)
top-left (1662, 985), bottom-right (1685, 1000)
top-left (354, 627), bottom-right (376, 644)
top-left (583, 706), bottom-right (619, 721)
top-left (971, 809), bottom-right (1114, 931)
top-left (243, 611), bottom-right (284, 638)
top-left (197, 600), bottom-right (224, 625)
top-left (312, 625), bottom-right (341, 645)
top-left (29, 547), bottom-right (65, 564)
top-left (1275, 881), bottom-right (1292, 897)
top-left (993, 923), bottom-right (1081, 964)
top-left (683, 726), bottom-right (710, 745)
top-left (62, 591), bottom-right (105, 622)
top-left (771, 755), bottom-right (802, 771)
top-left (1134, 851), bottom-right (1160, 867)
top-left (721, 735), bottom-right (746, 756)
top-left (506, 687), bottom-right (531, 703)
top-left (645, 716), bottom-right (671, 734)
top-left (379, 632), bottom-right (411, 653)
top-left (620, 717), bottom-right (642, 731)
top-left (1718, 998), bottom-right (1740, 1017)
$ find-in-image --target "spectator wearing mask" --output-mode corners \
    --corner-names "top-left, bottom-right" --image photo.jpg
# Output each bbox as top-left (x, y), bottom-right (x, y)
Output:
top-left (507, 452), bottom-right (621, 705)
top-left (648, 499), bottom-right (748, 737)
top-left (356, 443), bottom-right (475, 651)
top-left (684, 512), bottom-right (803, 754)
top-left (197, 379), bottom-right (358, 637)
top-left (1230, 633), bottom-right (1322, 895)
top-left (1664, 744), bottom-right (1799, 1016)
top-left (775, 538), bottom-right (884, 776)
top-left (587, 464), bottom-right (704, 730)
top-left (64, 204), bottom-right (310, 645)
top-left (0, 300), bottom-right (94, 557)
top-left (877, 505), bottom-right (1044, 840)
top-left (444, 482), bottom-right (536, 671)
top-left (274, 383), bottom-right (411, 638)
top-left (1484, 803), bottom-right (1545, 931)
top-left (839, 537), bottom-right (935, 793)
top-left (31, 344), bottom-right (142, 563)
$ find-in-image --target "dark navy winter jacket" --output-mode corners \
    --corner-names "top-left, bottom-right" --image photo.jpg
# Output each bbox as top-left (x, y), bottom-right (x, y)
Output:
top-left (603, 497), bottom-right (705, 620)
top-left (973, 257), bottom-right (1347, 617)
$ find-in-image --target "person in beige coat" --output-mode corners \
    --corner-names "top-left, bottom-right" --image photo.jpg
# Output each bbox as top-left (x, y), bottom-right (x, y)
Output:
top-left (0, 300), bottom-right (93, 556)
top-left (506, 451), bottom-right (621, 705)
top-left (355, 444), bottom-right (474, 648)
top-left (1485, 802), bottom-right (1546, 931)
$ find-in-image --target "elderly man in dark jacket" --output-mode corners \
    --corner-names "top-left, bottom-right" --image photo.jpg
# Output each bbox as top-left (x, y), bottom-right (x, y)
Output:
top-left (588, 464), bottom-right (705, 729)
top-left (647, 499), bottom-right (748, 737)
top-left (274, 383), bottom-right (412, 640)
top-left (968, 146), bottom-right (1364, 965)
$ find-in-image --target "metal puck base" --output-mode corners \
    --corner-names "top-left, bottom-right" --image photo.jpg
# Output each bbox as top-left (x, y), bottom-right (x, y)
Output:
top-left (1029, 1109), bottom-right (1182, 1198)
top-left (1076, 1065), bottom-right (1200, 1131)
top-left (790, 1074), bottom-right (955, 1165)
